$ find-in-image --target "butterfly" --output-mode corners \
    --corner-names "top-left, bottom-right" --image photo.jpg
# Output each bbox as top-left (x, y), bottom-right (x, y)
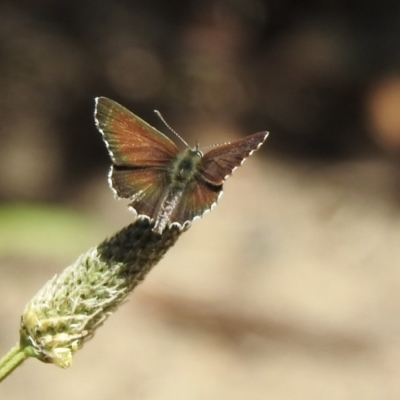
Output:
top-left (94, 97), bottom-right (269, 234)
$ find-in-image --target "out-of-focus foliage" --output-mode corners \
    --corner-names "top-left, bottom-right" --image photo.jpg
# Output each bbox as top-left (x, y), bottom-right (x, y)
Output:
top-left (0, 204), bottom-right (106, 259)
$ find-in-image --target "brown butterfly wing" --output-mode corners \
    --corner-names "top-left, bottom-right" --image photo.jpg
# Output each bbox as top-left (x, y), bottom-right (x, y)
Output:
top-left (95, 97), bottom-right (179, 167)
top-left (110, 166), bottom-right (169, 218)
top-left (170, 178), bottom-right (222, 226)
top-left (199, 131), bottom-right (269, 185)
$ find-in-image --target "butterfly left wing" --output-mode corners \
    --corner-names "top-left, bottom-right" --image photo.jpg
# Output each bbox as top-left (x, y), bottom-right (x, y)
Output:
top-left (95, 97), bottom-right (182, 226)
top-left (111, 166), bottom-right (169, 220)
top-left (199, 131), bottom-right (269, 185)
top-left (95, 97), bottom-right (179, 167)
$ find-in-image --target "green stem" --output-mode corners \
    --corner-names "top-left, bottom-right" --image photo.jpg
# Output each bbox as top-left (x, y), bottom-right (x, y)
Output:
top-left (1, 219), bottom-right (183, 377)
top-left (0, 342), bottom-right (31, 383)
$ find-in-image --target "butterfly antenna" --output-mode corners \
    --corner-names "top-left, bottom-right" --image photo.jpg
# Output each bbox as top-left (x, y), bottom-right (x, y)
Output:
top-left (154, 110), bottom-right (190, 148)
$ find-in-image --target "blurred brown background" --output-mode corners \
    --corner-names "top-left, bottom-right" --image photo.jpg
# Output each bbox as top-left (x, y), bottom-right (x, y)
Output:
top-left (2, 1), bottom-right (400, 399)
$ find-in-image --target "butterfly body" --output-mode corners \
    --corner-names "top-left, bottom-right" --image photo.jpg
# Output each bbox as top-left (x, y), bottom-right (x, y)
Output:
top-left (95, 97), bottom-right (268, 234)
top-left (169, 148), bottom-right (203, 187)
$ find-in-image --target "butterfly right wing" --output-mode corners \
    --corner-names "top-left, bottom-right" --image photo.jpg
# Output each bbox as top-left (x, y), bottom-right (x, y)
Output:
top-left (169, 177), bottom-right (222, 228)
top-left (199, 131), bottom-right (269, 185)
top-left (169, 132), bottom-right (268, 228)
top-left (95, 97), bottom-right (179, 167)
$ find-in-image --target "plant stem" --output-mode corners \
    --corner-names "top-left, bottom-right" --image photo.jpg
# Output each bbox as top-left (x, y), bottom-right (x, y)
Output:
top-left (0, 218), bottom-right (183, 380)
top-left (0, 342), bottom-right (31, 383)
